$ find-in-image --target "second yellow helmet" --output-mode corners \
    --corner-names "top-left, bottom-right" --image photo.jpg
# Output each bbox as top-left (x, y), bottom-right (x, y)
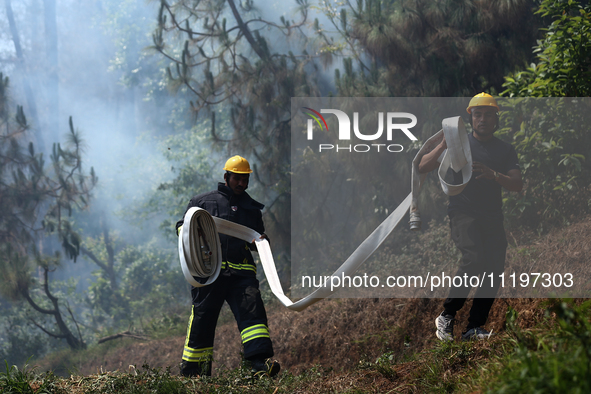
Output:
top-left (466, 93), bottom-right (499, 114)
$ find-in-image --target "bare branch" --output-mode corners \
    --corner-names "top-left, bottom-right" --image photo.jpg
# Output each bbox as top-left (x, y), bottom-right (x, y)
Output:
top-left (42, 265), bottom-right (59, 306)
top-left (66, 301), bottom-right (84, 345)
top-left (22, 288), bottom-right (56, 316)
top-left (28, 318), bottom-right (67, 339)
top-left (226, 0), bottom-right (268, 61)
top-left (80, 246), bottom-right (108, 272)
top-left (97, 331), bottom-right (148, 344)
top-left (103, 222), bottom-right (115, 271)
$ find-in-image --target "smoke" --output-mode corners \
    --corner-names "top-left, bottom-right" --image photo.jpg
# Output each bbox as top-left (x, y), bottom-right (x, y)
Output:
top-left (0, 0), bottom-right (337, 364)
top-left (0, 0), bottom-right (185, 317)
top-left (3, 1), bottom-right (173, 232)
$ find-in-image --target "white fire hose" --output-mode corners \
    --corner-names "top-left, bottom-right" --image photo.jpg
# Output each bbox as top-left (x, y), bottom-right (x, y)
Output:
top-left (179, 116), bottom-right (472, 311)
top-left (178, 207), bottom-right (222, 287)
top-left (410, 116), bottom-right (472, 230)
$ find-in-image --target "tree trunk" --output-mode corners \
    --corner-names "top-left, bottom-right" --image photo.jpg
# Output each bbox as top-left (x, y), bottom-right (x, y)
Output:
top-left (43, 0), bottom-right (59, 142)
top-left (23, 267), bottom-right (86, 350)
top-left (4, 0), bottom-right (43, 151)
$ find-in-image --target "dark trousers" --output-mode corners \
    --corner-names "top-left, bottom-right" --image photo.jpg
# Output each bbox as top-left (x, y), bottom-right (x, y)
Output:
top-left (183, 274), bottom-right (274, 363)
top-left (443, 211), bottom-right (507, 329)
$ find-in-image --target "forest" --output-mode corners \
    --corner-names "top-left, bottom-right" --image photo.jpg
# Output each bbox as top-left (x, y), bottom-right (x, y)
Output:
top-left (1, 0), bottom-right (591, 391)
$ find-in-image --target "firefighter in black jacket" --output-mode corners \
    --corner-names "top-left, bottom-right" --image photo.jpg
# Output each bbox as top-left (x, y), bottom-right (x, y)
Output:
top-left (176, 155), bottom-right (280, 377)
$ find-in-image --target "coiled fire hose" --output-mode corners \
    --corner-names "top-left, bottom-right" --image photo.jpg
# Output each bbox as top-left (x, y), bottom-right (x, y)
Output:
top-left (179, 116), bottom-right (472, 311)
top-left (410, 116), bottom-right (472, 230)
top-left (178, 207), bottom-right (222, 288)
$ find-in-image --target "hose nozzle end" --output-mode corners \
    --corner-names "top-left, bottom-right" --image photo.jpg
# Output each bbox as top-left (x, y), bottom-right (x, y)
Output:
top-left (409, 211), bottom-right (421, 231)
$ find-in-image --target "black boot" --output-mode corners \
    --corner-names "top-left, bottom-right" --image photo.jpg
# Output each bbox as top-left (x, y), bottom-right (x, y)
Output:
top-left (249, 358), bottom-right (280, 377)
top-left (180, 360), bottom-right (212, 377)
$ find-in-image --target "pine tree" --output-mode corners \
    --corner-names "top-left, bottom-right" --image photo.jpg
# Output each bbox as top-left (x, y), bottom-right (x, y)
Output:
top-left (0, 74), bottom-right (97, 350)
top-left (152, 0), bottom-right (319, 275)
top-left (319, 0), bottom-right (541, 97)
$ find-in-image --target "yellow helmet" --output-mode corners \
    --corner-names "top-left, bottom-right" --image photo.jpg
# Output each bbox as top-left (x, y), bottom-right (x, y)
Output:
top-left (466, 93), bottom-right (499, 114)
top-left (223, 155), bottom-right (253, 174)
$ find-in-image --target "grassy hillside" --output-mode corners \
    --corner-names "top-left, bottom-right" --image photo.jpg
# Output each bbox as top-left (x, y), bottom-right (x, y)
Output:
top-left (4, 298), bottom-right (591, 393)
top-left (4, 217), bottom-right (591, 393)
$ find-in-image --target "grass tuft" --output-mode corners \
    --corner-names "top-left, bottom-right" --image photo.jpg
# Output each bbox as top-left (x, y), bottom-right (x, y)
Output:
top-left (1, 360), bottom-right (64, 394)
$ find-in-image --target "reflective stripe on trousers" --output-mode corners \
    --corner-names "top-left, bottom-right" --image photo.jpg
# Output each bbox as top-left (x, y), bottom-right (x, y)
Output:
top-left (182, 308), bottom-right (214, 362)
top-left (241, 324), bottom-right (270, 344)
top-left (182, 346), bottom-right (213, 362)
top-left (185, 275), bottom-right (274, 360)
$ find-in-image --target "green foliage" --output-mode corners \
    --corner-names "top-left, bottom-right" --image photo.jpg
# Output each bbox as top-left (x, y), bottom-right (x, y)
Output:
top-left (503, 0), bottom-right (591, 97)
top-left (139, 118), bottom-right (219, 241)
top-left (500, 1), bottom-right (591, 230)
top-left (0, 310), bottom-right (51, 370)
top-left (119, 246), bottom-right (188, 323)
top-left (497, 0), bottom-right (591, 230)
top-left (85, 241), bottom-right (188, 333)
top-left (373, 351), bottom-right (398, 380)
top-left (486, 301), bottom-right (591, 393)
top-left (496, 98), bottom-right (591, 229)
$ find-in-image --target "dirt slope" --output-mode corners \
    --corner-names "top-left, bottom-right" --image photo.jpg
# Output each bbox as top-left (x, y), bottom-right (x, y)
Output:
top-left (48, 217), bottom-right (591, 376)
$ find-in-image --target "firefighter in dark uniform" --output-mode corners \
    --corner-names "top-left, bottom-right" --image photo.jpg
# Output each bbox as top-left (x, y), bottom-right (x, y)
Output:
top-left (176, 155), bottom-right (280, 377)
